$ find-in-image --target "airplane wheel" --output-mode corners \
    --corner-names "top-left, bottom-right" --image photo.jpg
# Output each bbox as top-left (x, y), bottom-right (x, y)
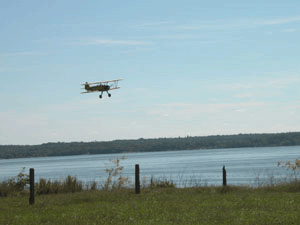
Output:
top-left (99, 95), bottom-right (102, 99)
top-left (108, 94), bottom-right (111, 97)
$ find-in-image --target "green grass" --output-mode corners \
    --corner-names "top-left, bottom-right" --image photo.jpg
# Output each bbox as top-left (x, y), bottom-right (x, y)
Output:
top-left (1, 185), bottom-right (300, 225)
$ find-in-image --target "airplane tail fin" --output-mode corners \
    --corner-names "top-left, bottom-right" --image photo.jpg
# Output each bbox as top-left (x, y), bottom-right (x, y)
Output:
top-left (84, 82), bottom-right (90, 90)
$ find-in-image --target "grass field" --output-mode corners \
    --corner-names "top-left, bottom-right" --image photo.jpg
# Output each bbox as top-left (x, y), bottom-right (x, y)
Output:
top-left (1, 184), bottom-right (300, 225)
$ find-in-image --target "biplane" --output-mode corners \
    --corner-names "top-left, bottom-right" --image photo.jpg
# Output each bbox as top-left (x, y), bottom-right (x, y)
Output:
top-left (81, 78), bottom-right (123, 99)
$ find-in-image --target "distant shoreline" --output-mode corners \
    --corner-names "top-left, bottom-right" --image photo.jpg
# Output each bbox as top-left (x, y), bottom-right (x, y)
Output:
top-left (1, 132), bottom-right (300, 159)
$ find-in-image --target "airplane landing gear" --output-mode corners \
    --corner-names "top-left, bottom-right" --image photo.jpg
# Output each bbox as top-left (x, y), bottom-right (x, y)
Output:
top-left (98, 92), bottom-right (111, 99)
top-left (106, 91), bottom-right (111, 97)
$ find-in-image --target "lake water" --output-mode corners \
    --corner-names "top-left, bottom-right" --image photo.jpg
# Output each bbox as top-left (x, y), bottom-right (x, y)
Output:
top-left (1, 146), bottom-right (300, 187)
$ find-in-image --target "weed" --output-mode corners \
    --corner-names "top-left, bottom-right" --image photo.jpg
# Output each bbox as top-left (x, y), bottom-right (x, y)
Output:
top-left (0, 167), bottom-right (29, 197)
top-left (103, 156), bottom-right (130, 190)
top-left (278, 158), bottom-right (300, 181)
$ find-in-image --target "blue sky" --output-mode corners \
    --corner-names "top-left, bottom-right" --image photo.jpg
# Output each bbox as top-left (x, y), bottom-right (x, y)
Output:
top-left (1, 0), bottom-right (299, 145)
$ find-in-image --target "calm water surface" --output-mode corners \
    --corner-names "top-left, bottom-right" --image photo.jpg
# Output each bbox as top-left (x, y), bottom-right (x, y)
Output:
top-left (1, 146), bottom-right (299, 187)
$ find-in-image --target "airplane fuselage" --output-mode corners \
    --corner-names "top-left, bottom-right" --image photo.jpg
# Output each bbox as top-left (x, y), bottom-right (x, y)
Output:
top-left (85, 83), bottom-right (110, 92)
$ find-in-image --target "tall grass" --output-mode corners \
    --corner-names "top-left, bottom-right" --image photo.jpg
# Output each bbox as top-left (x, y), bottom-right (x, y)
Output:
top-left (0, 156), bottom-right (132, 197)
top-left (2, 156), bottom-right (300, 197)
top-left (35, 176), bottom-right (84, 194)
top-left (2, 172), bottom-right (300, 198)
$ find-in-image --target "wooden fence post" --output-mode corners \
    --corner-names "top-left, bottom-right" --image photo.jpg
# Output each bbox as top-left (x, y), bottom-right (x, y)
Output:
top-left (135, 164), bottom-right (140, 194)
top-left (223, 166), bottom-right (227, 186)
top-left (29, 168), bottom-right (34, 205)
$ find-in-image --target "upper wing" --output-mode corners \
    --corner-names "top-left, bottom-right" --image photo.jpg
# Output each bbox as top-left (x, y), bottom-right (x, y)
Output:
top-left (82, 78), bottom-right (123, 86)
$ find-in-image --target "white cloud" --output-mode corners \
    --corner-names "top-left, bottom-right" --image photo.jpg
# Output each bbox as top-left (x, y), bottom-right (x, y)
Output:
top-left (145, 101), bottom-right (300, 138)
top-left (1, 98), bottom-right (299, 144)
top-left (217, 76), bottom-right (299, 101)
top-left (221, 83), bottom-right (264, 90)
top-left (150, 34), bottom-right (208, 40)
top-left (281, 28), bottom-right (296, 33)
top-left (0, 51), bottom-right (47, 57)
top-left (134, 21), bottom-right (174, 27)
top-left (256, 16), bottom-right (300, 25)
top-left (233, 93), bottom-right (253, 98)
top-left (93, 39), bottom-right (150, 45)
top-left (173, 22), bottom-right (244, 30)
top-left (221, 76), bottom-right (300, 91)
top-left (72, 39), bottom-right (150, 46)
top-left (0, 111), bottom-right (57, 144)
top-left (269, 77), bottom-right (300, 89)
top-left (148, 101), bottom-right (266, 119)
top-left (234, 108), bottom-right (247, 113)
top-left (170, 16), bottom-right (300, 31)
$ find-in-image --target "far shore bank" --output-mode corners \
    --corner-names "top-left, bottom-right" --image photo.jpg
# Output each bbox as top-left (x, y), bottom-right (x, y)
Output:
top-left (1, 132), bottom-right (300, 159)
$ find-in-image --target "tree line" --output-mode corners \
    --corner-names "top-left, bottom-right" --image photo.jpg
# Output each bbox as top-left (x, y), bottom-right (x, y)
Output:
top-left (0, 132), bottom-right (300, 159)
